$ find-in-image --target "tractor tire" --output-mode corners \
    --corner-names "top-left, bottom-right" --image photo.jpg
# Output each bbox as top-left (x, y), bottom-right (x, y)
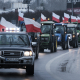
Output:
top-left (62, 42), bottom-right (67, 50)
top-left (66, 38), bottom-right (69, 49)
top-left (54, 39), bottom-right (57, 52)
top-left (51, 43), bottom-right (54, 52)
top-left (76, 40), bottom-right (78, 48)
top-left (39, 47), bottom-right (44, 52)
top-left (35, 45), bottom-right (39, 59)
top-left (73, 41), bottom-right (76, 48)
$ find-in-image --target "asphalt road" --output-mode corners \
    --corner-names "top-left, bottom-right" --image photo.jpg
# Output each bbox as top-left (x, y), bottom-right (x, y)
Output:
top-left (0, 46), bottom-right (80, 80)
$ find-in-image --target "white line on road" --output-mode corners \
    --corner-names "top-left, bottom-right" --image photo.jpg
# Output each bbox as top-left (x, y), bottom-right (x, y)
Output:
top-left (45, 50), bottom-right (78, 80)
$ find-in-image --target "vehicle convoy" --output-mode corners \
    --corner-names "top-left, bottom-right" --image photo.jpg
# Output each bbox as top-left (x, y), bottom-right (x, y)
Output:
top-left (72, 22), bottom-right (80, 43)
top-left (20, 21), bottom-right (40, 59)
top-left (0, 32), bottom-right (36, 75)
top-left (40, 21), bottom-right (57, 52)
top-left (54, 23), bottom-right (69, 50)
top-left (67, 23), bottom-right (78, 48)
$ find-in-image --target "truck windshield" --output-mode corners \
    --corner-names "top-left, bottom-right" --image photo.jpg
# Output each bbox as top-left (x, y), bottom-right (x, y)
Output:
top-left (0, 34), bottom-right (30, 46)
top-left (54, 26), bottom-right (64, 34)
top-left (41, 25), bottom-right (51, 34)
top-left (67, 28), bottom-right (75, 34)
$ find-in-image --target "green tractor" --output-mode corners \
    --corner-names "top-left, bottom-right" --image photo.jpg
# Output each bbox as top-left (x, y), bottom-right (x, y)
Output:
top-left (39, 21), bottom-right (57, 52)
top-left (72, 22), bottom-right (80, 43)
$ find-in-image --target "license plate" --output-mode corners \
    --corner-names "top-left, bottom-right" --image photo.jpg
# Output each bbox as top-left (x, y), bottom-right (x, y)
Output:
top-left (6, 58), bottom-right (19, 61)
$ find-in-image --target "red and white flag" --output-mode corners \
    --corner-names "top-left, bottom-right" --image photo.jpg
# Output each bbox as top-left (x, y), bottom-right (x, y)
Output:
top-left (18, 12), bottom-right (24, 21)
top-left (24, 17), bottom-right (41, 33)
top-left (0, 17), bottom-right (17, 32)
top-left (52, 12), bottom-right (60, 22)
top-left (64, 13), bottom-right (70, 21)
top-left (77, 16), bottom-right (80, 23)
top-left (41, 13), bottom-right (47, 22)
top-left (62, 17), bottom-right (65, 22)
top-left (71, 15), bottom-right (77, 22)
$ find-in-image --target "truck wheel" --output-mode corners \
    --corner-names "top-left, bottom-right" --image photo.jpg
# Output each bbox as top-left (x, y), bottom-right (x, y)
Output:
top-left (26, 64), bottom-right (34, 75)
top-left (35, 45), bottom-right (39, 59)
top-left (54, 39), bottom-right (57, 52)
top-left (51, 43), bottom-right (54, 52)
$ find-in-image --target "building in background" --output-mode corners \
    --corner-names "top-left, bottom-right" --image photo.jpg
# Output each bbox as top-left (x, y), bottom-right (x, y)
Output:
top-left (67, 0), bottom-right (80, 15)
top-left (30, 0), bottom-right (67, 12)
top-left (12, 2), bottom-right (27, 10)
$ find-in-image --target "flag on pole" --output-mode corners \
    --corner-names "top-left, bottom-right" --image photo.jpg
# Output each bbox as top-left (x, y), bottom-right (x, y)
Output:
top-left (71, 15), bottom-right (77, 22)
top-left (24, 17), bottom-right (41, 33)
top-left (41, 13), bottom-right (47, 22)
top-left (0, 17), bottom-right (17, 32)
top-left (52, 12), bottom-right (60, 22)
top-left (18, 12), bottom-right (24, 21)
top-left (64, 13), bottom-right (70, 21)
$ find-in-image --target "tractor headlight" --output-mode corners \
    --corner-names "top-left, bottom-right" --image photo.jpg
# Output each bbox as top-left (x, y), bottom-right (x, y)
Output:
top-left (24, 51), bottom-right (32, 56)
top-left (45, 38), bottom-right (48, 41)
top-left (73, 35), bottom-right (75, 38)
top-left (77, 33), bottom-right (79, 35)
top-left (41, 38), bottom-right (44, 40)
top-left (58, 37), bottom-right (61, 40)
top-left (35, 37), bottom-right (37, 39)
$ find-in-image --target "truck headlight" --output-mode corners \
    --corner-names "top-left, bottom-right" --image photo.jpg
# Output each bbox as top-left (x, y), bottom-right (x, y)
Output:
top-left (77, 33), bottom-right (79, 35)
top-left (24, 51), bottom-right (32, 56)
top-left (0, 51), bottom-right (1, 56)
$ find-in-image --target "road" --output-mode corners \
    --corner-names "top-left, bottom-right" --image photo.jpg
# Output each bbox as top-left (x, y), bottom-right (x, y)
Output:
top-left (0, 46), bottom-right (80, 80)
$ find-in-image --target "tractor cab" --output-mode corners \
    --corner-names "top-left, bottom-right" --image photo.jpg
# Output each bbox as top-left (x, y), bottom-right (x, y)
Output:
top-left (40, 21), bottom-right (57, 52)
top-left (67, 23), bottom-right (78, 48)
top-left (54, 23), bottom-right (69, 50)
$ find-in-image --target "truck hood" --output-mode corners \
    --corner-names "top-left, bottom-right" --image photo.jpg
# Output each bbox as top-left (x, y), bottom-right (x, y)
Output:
top-left (0, 47), bottom-right (32, 51)
top-left (41, 34), bottom-right (50, 37)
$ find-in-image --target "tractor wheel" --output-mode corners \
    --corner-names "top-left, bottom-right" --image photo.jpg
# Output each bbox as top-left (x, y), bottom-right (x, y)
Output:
top-left (76, 40), bottom-right (78, 48)
top-left (66, 38), bottom-right (69, 49)
top-left (39, 47), bottom-right (44, 52)
top-left (54, 39), bottom-right (57, 52)
top-left (51, 43), bottom-right (54, 52)
top-left (35, 45), bottom-right (39, 59)
top-left (73, 41), bottom-right (76, 48)
top-left (62, 42), bottom-right (67, 50)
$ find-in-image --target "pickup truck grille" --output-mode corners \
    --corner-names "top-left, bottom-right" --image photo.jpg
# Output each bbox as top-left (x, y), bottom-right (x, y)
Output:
top-left (2, 51), bottom-right (23, 57)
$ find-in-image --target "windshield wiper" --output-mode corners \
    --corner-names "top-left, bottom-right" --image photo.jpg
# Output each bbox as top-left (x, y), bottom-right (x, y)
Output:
top-left (18, 36), bottom-right (27, 46)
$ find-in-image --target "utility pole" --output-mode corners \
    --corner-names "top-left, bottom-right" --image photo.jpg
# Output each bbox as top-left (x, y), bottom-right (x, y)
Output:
top-left (37, 0), bottom-right (39, 7)
top-left (23, 0), bottom-right (31, 14)
top-left (71, 0), bottom-right (73, 16)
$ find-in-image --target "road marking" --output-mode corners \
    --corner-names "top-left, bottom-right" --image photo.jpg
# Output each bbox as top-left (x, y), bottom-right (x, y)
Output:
top-left (45, 50), bottom-right (78, 80)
